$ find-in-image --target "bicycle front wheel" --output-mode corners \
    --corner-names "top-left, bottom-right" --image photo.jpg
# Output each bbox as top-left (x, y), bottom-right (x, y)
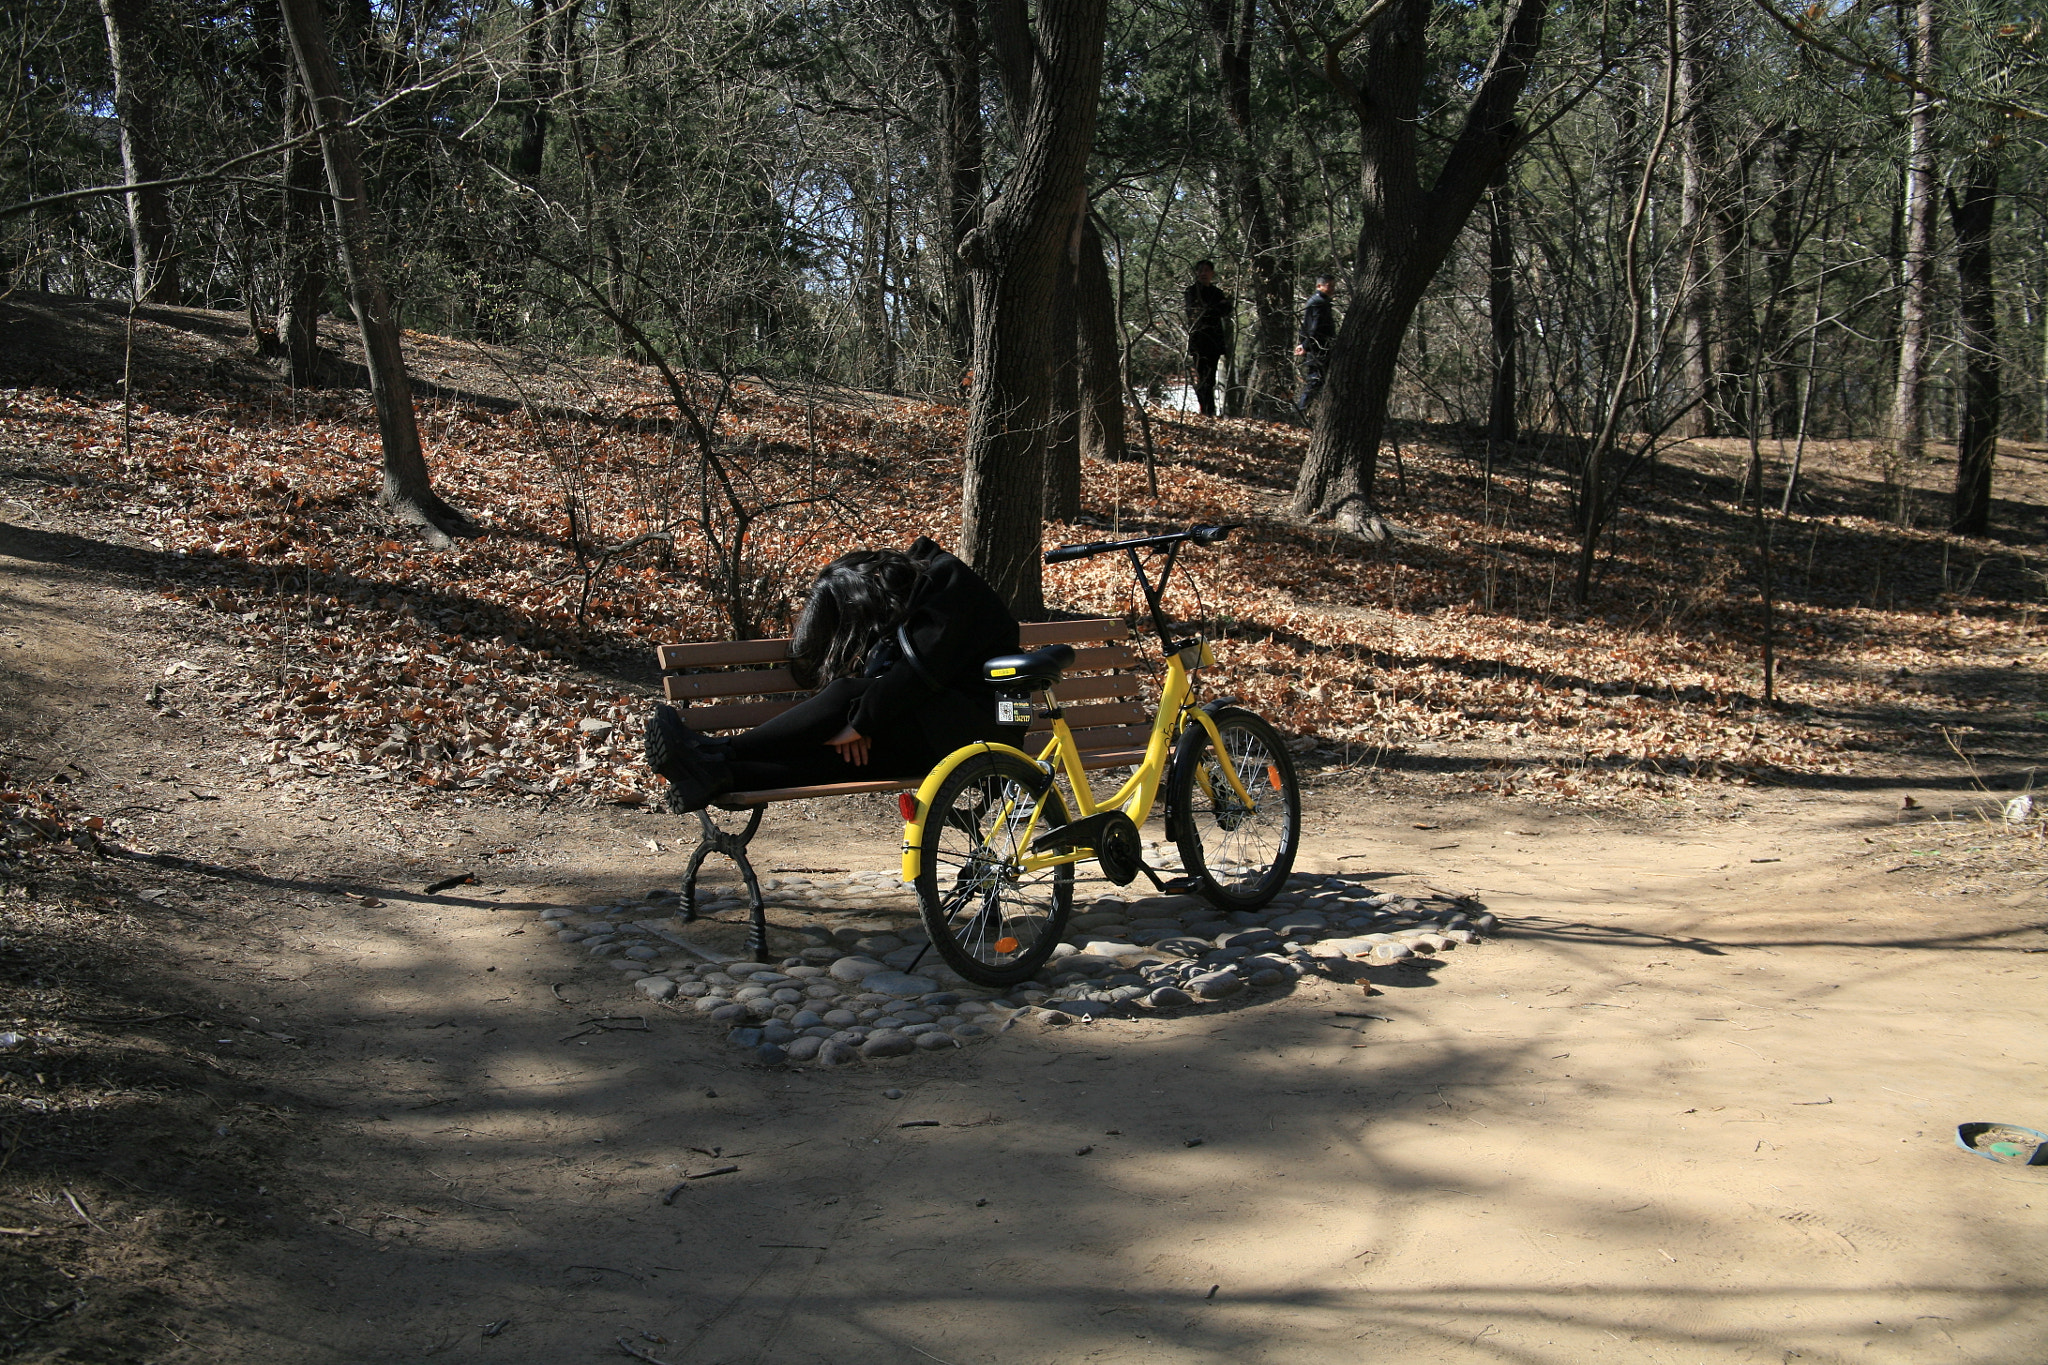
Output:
top-left (1167, 706), bottom-right (1300, 911)
top-left (914, 749), bottom-right (1074, 987)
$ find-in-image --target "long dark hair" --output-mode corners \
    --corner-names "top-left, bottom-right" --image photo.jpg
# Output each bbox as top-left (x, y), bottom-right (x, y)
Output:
top-left (791, 548), bottom-right (922, 683)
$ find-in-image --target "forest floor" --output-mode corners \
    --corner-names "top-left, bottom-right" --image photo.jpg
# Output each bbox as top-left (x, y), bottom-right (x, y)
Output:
top-left (0, 294), bottom-right (2045, 1363)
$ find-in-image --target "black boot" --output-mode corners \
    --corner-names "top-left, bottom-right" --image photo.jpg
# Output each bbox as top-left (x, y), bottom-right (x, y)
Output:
top-left (645, 703), bottom-right (732, 811)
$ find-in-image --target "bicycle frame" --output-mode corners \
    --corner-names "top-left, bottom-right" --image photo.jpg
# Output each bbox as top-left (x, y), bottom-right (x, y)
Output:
top-left (899, 642), bottom-right (1261, 883)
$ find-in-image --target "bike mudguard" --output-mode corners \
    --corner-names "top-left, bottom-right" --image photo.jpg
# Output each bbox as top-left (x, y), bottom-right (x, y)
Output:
top-left (898, 741), bottom-right (1049, 883)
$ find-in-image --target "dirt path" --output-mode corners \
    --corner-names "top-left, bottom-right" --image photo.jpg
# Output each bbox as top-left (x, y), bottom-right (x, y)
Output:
top-left (4, 519), bottom-right (2047, 1364)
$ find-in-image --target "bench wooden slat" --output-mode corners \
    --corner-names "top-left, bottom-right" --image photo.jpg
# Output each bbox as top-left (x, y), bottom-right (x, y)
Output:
top-left (723, 777), bottom-right (914, 805)
top-left (724, 746), bottom-right (1153, 807)
top-left (669, 697), bottom-right (801, 730)
top-left (657, 638), bottom-right (794, 670)
top-left (1069, 724), bottom-right (1153, 751)
top-left (1048, 673), bottom-right (1143, 703)
top-left (660, 621), bottom-right (1125, 673)
top-left (1078, 747), bottom-right (1149, 770)
top-left (1020, 618), bottom-right (1126, 645)
top-left (663, 666), bottom-right (803, 701)
top-left (1070, 643), bottom-right (1141, 671)
top-left (1029, 699), bottom-right (1148, 731)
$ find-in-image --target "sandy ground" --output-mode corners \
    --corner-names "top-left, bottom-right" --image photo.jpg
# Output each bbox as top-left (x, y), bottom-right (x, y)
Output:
top-left (3, 518), bottom-right (2047, 1364)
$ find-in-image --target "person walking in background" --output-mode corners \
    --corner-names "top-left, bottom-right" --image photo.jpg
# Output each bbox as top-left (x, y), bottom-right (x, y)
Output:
top-left (1294, 274), bottom-right (1337, 420)
top-left (1183, 259), bottom-right (1231, 417)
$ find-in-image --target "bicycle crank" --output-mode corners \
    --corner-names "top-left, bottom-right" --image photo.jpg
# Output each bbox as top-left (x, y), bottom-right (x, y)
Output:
top-left (1031, 809), bottom-right (1144, 886)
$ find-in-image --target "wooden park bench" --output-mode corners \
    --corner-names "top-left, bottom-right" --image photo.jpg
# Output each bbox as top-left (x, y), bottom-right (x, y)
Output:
top-left (653, 618), bottom-right (1150, 960)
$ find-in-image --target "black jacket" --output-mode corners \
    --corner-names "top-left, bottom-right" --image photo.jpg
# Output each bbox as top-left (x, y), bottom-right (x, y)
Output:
top-left (848, 538), bottom-right (1020, 756)
top-left (1299, 290), bottom-right (1336, 352)
top-left (1184, 281), bottom-right (1231, 357)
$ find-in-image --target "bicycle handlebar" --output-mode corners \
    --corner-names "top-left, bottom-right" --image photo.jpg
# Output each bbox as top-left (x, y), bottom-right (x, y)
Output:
top-left (1043, 523), bottom-right (1237, 565)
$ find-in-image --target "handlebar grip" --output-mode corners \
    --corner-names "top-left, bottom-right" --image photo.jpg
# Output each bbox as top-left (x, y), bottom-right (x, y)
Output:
top-left (1044, 542), bottom-right (1103, 564)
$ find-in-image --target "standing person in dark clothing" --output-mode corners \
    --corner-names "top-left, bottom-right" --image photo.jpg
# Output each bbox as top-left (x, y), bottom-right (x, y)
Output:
top-left (1294, 274), bottom-right (1338, 419)
top-left (1183, 259), bottom-right (1231, 417)
top-left (644, 538), bottom-right (1020, 810)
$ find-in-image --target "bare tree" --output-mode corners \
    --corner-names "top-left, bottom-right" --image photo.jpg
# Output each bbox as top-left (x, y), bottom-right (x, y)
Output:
top-left (1275, 0), bottom-right (1546, 532)
top-left (96, 0), bottom-right (180, 304)
top-left (1887, 0), bottom-right (1937, 524)
top-left (277, 0), bottom-right (476, 546)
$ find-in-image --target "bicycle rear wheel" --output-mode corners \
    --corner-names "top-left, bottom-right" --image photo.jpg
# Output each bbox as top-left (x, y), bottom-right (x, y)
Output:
top-left (914, 749), bottom-right (1074, 986)
top-left (1167, 706), bottom-right (1300, 911)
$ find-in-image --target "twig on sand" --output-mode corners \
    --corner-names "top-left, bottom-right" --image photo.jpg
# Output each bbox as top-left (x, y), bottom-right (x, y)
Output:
top-left (907, 1345), bottom-right (959, 1365)
top-left (61, 1189), bottom-right (102, 1231)
top-left (615, 1339), bottom-right (678, 1365)
top-left (424, 874), bottom-right (475, 894)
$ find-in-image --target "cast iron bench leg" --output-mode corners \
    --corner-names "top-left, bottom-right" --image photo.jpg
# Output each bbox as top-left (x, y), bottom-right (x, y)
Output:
top-left (680, 806), bottom-right (770, 960)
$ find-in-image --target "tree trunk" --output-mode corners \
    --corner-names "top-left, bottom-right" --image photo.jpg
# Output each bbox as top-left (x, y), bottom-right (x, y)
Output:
top-left (1675, 0), bottom-right (1714, 435)
top-left (97, 0), bottom-right (180, 305)
top-left (1205, 0), bottom-right (1293, 419)
top-left (938, 0), bottom-right (983, 371)
top-left (281, 71), bottom-right (331, 386)
top-left (959, 0), bottom-right (1108, 616)
top-left (1486, 163), bottom-right (1517, 444)
top-left (278, 0), bottom-right (476, 546)
top-left (1076, 214), bottom-right (1127, 466)
top-left (1287, 0), bottom-right (1545, 528)
top-left (1950, 158), bottom-right (1998, 537)
top-left (1888, 0), bottom-right (1937, 524)
top-left (1043, 217), bottom-right (1083, 522)
top-left (1760, 126), bottom-right (1806, 436)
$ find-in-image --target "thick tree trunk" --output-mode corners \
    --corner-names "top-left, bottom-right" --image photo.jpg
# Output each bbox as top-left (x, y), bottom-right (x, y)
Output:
top-left (1287, 0), bottom-right (1545, 528)
top-left (959, 0), bottom-right (1107, 616)
top-left (1076, 214), bottom-right (1127, 466)
top-left (1888, 0), bottom-right (1937, 524)
top-left (1950, 159), bottom-right (1998, 537)
top-left (1486, 165), bottom-right (1517, 444)
top-left (278, 0), bottom-right (476, 547)
top-left (97, 0), bottom-right (180, 305)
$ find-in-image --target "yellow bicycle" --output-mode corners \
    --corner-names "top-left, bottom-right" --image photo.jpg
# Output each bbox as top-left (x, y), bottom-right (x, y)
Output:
top-left (898, 525), bottom-right (1301, 987)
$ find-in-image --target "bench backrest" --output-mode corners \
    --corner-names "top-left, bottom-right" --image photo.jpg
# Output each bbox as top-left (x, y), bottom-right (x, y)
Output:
top-left (654, 618), bottom-right (1151, 759)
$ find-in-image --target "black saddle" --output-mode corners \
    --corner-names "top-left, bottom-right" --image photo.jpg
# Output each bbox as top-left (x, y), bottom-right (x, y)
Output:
top-left (982, 642), bottom-right (1075, 691)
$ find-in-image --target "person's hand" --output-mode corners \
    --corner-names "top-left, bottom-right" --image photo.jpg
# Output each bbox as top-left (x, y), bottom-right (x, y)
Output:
top-left (1294, 344), bottom-right (1305, 357)
top-left (826, 725), bottom-right (871, 767)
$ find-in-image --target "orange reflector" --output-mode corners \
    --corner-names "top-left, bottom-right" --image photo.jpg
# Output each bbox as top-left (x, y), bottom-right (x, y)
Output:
top-left (1268, 765), bottom-right (1283, 790)
top-left (994, 936), bottom-right (1020, 954)
top-left (898, 792), bottom-right (917, 821)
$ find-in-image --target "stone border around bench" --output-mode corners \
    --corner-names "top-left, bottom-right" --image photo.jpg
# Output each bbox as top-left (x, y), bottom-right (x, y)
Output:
top-left (534, 842), bottom-right (1499, 1066)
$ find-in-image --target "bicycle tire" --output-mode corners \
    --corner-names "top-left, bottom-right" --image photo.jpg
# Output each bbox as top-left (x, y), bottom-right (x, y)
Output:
top-left (914, 749), bottom-right (1075, 986)
top-left (1166, 706), bottom-right (1300, 911)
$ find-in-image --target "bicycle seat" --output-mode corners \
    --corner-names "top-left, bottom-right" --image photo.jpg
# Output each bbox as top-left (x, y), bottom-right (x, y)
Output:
top-left (982, 643), bottom-right (1075, 690)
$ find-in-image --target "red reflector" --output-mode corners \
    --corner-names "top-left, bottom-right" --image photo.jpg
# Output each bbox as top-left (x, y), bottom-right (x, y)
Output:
top-left (898, 792), bottom-right (917, 821)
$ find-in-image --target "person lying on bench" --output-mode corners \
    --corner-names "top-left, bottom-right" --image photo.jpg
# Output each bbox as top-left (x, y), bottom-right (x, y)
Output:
top-left (645, 537), bottom-right (1021, 812)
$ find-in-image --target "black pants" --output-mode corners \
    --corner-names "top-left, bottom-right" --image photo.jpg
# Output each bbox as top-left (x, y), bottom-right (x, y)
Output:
top-left (726, 677), bottom-right (939, 791)
top-left (1191, 349), bottom-right (1222, 416)
top-left (1295, 349), bottom-right (1327, 416)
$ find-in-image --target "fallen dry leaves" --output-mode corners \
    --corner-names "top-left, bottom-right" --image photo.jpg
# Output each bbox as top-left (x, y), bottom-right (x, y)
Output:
top-left (2, 360), bottom-right (2044, 813)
